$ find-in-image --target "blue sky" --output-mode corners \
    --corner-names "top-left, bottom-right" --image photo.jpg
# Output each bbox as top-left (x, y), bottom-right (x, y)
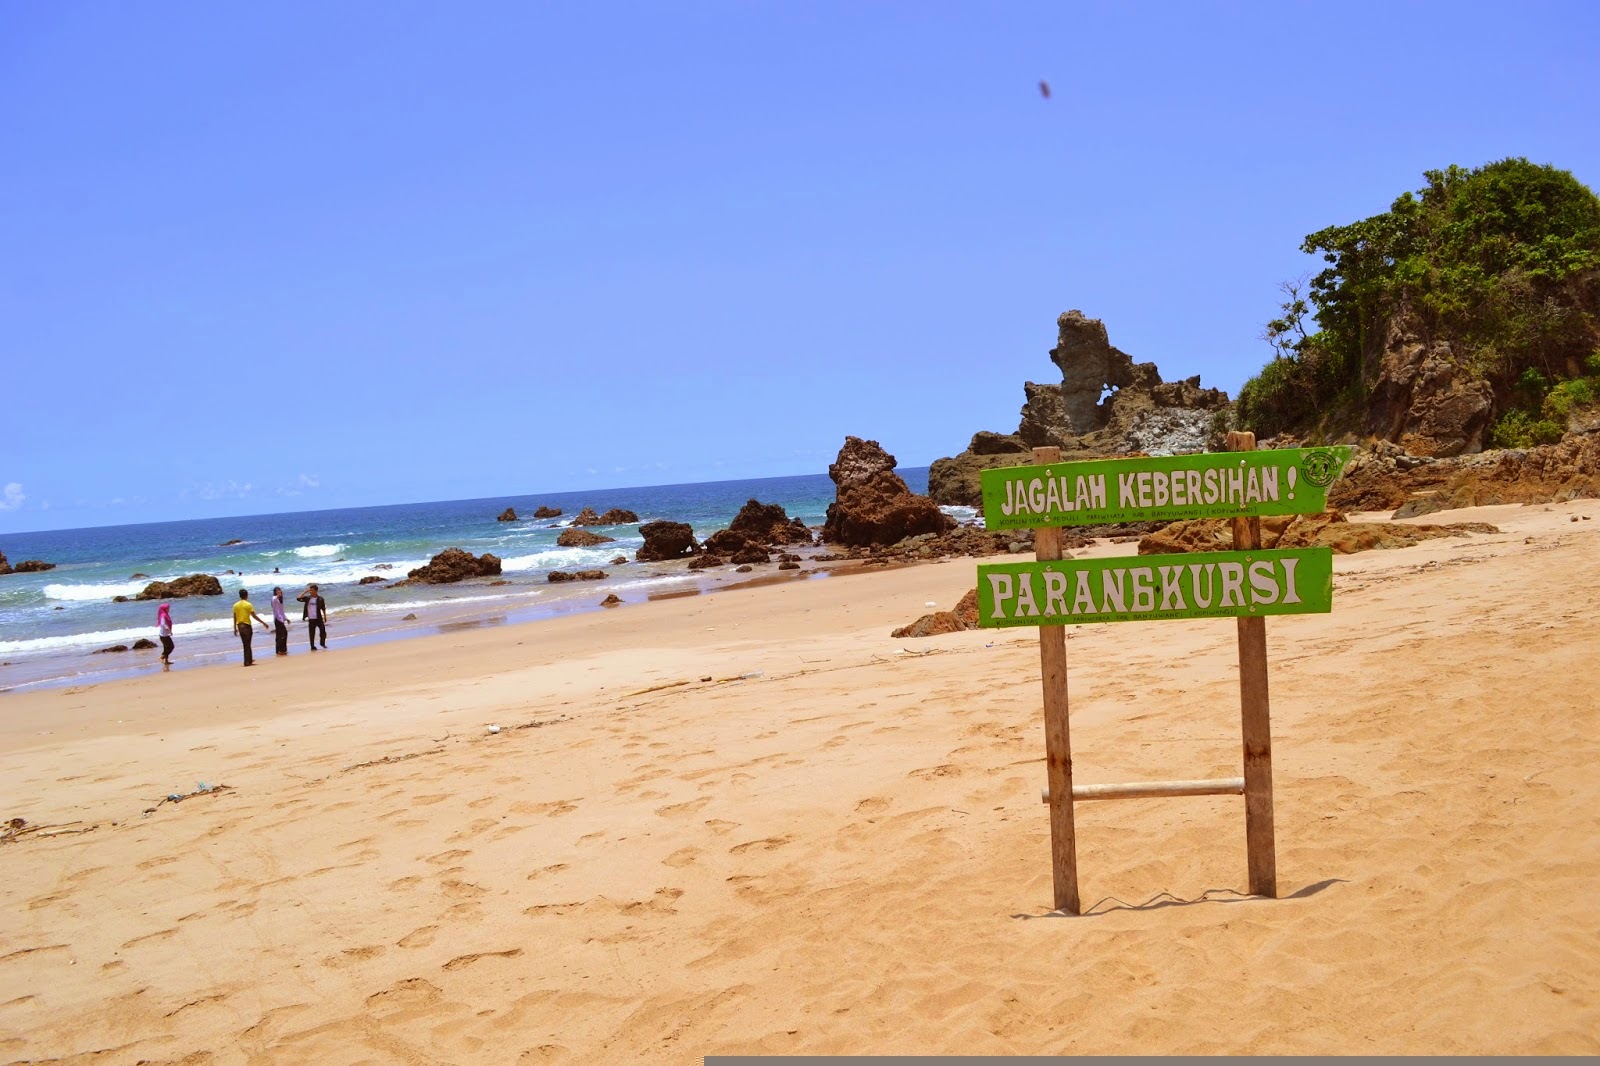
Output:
top-left (4, 1), bottom-right (1598, 533)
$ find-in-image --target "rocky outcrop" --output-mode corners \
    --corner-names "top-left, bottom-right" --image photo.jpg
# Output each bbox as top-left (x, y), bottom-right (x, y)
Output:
top-left (93, 644), bottom-right (130, 654)
top-left (557, 528), bottom-right (616, 547)
top-left (891, 589), bottom-right (981, 638)
top-left (636, 521), bottom-right (700, 561)
top-left (822, 437), bottom-right (955, 547)
top-left (600, 593), bottom-right (622, 607)
top-left (406, 548), bottom-right (503, 584)
top-left (358, 575), bottom-right (385, 585)
top-left (928, 311), bottom-right (1230, 505)
top-left (220, 539), bottom-right (243, 546)
top-left (132, 638), bottom-right (158, 651)
top-left (687, 555), bottom-right (725, 570)
top-left (1137, 511), bottom-right (1499, 555)
top-left (533, 505), bottom-right (562, 518)
top-left (11, 560), bottom-right (54, 573)
top-left (572, 507), bottom-right (638, 526)
top-left (724, 499), bottom-right (812, 546)
top-left (1326, 429), bottom-right (1600, 516)
top-left (729, 545), bottom-right (771, 565)
top-left (548, 569), bottom-right (607, 582)
top-left (136, 574), bottom-right (224, 600)
top-left (1363, 313), bottom-right (1495, 456)
top-left (0, 551), bottom-right (8, 575)
top-left (496, 507), bottom-right (518, 522)
top-left (609, 555), bottom-right (628, 566)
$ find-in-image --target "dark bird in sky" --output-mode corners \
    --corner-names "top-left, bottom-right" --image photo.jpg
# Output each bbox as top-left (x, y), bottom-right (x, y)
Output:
top-left (1039, 80), bottom-right (1051, 99)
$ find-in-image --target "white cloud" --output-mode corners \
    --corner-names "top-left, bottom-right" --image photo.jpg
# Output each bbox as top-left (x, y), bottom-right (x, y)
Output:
top-left (196, 480), bottom-right (253, 501)
top-left (0, 482), bottom-right (24, 511)
top-left (298, 473), bottom-right (319, 489)
top-left (277, 473), bottom-right (322, 497)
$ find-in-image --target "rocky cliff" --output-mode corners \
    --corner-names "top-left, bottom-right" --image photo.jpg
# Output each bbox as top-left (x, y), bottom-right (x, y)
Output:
top-left (928, 310), bottom-right (1230, 506)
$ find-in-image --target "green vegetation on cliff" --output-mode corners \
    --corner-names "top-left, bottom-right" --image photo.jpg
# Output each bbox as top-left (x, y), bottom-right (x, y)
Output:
top-left (1238, 158), bottom-right (1600, 441)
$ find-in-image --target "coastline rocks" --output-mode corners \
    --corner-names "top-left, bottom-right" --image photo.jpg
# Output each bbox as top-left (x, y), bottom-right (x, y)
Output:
top-left (358, 575), bottom-right (385, 585)
top-left (373, 563), bottom-right (394, 570)
top-left (600, 593), bottom-right (622, 607)
top-left (609, 555), bottom-right (628, 566)
top-left (778, 560), bottom-right (800, 571)
top-left (636, 520), bottom-right (700, 561)
top-left (928, 311), bottom-right (1230, 506)
top-left (93, 644), bottom-right (131, 655)
top-left (891, 589), bottom-right (981, 638)
top-left (1137, 511), bottom-right (1500, 556)
top-left (571, 507), bottom-right (603, 525)
top-left (220, 539), bottom-right (243, 546)
top-left (0, 551), bottom-right (7, 575)
top-left (132, 638), bottom-right (157, 651)
top-left (406, 548), bottom-right (503, 584)
top-left (597, 508), bottom-right (639, 524)
top-left (402, 612), bottom-right (418, 620)
top-left (822, 437), bottom-right (956, 547)
top-left (130, 572), bottom-right (149, 579)
top-left (557, 528), bottom-right (615, 547)
top-left (735, 564), bottom-right (754, 573)
top-left (533, 505), bottom-right (562, 518)
top-left (113, 595), bottom-right (130, 602)
top-left (727, 499), bottom-right (813, 546)
top-left (12, 560), bottom-right (55, 573)
top-left (547, 569), bottom-right (607, 582)
top-left (496, 507), bottom-right (518, 522)
top-left (729, 545), bottom-right (771, 565)
top-left (136, 574), bottom-right (224, 600)
top-left (687, 555), bottom-right (725, 570)
top-left (1364, 312), bottom-right (1495, 457)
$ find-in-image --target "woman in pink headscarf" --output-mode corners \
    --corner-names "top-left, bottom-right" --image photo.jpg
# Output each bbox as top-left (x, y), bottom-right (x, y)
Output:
top-left (156, 602), bottom-right (175, 672)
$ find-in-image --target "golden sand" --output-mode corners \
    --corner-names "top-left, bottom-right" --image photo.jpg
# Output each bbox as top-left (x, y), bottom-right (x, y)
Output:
top-left (1, 501), bottom-right (1596, 1061)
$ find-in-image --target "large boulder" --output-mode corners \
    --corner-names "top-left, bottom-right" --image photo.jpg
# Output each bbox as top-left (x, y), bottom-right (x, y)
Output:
top-left (557, 528), bottom-right (615, 547)
top-left (406, 548), bottom-right (503, 583)
top-left (136, 574), bottom-right (224, 600)
top-left (496, 507), bottom-right (518, 522)
top-left (596, 508), bottom-right (639, 524)
top-left (570, 507), bottom-right (603, 526)
top-left (636, 521), bottom-right (700, 561)
top-left (0, 550), bottom-right (8, 575)
top-left (726, 499), bottom-right (812, 545)
top-left (533, 505), bottom-right (562, 518)
top-left (547, 569), bottom-right (607, 582)
top-left (822, 437), bottom-right (955, 547)
top-left (11, 559), bottom-right (54, 573)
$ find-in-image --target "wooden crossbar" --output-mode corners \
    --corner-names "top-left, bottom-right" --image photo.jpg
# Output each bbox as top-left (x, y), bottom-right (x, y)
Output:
top-left (1042, 777), bottom-right (1246, 804)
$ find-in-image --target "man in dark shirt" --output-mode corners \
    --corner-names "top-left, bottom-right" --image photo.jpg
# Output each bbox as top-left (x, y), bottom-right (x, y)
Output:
top-left (297, 583), bottom-right (329, 651)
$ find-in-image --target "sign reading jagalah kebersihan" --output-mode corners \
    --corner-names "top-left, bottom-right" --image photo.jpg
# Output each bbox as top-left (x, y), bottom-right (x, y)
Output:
top-left (978, 446), bottom-right (1353, 529)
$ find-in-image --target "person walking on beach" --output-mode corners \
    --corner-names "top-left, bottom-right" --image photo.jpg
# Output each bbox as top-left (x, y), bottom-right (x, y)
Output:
top-left (156, 602), bottom-right (175, 672)
top-left (270, 586), bottom-right (290, 656)
top-left (298, 583), bottom-right (328, 651)
top-left (232, 589), bottom-right (271, 667)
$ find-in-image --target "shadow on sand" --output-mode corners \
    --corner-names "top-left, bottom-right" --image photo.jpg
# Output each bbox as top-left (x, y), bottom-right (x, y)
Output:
top-left (1010, 877), bottom-right (1349, 919)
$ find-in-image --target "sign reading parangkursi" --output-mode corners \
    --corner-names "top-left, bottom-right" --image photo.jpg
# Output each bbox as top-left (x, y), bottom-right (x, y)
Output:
top-left (979, 447), bottom-right (1351, 529)
top-left (976, 547), bottom-right (1333, 628)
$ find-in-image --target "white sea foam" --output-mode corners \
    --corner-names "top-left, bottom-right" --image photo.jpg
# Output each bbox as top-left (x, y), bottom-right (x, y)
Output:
top-left (499, 548), bottom-right (620, 571)
top-left (292, 543), bottom-right (347, 558)
top-left (0, 617), bottom-right (236, 657)
top-left (42, 581), bottom-right (150, 602)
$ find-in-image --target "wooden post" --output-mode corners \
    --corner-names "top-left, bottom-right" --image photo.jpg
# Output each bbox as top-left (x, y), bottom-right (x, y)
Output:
top-left (1227, 430), bottom-right (1277, 897)
top-left (1032, 445), bottom-right (1080, 914)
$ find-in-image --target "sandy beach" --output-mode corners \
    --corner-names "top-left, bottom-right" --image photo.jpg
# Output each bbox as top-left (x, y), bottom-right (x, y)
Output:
top-left (1, 500), bottom-right (1596, 1061)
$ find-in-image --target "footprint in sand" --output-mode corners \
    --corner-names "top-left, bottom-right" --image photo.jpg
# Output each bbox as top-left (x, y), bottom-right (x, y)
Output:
top-left (120, 927), bottom-right (178, 949)
top-left (397, 926), bottom-right (438, 948)
top-left (703, 819), bottom-right (739, 836)
top-left (855, 796), bottom-right (891, 814)
top-left (654, 797), bottom-right (711, 818)
top-left (411, 794), bottom-right (450, 806)
top-left (365, 978), bottom-right (442, 1011)
top-left (442, 948), bottom-right (523, 971)
top-left (662, 847), bottom-right (699, 869)
top-left (425, 848), bottom-right (471, 866)
top-left (729, 835), bottom-right (791, 854)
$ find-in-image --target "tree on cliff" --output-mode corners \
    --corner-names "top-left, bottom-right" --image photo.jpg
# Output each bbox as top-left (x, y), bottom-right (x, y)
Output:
top-left (1238, 158), bottom-right (1600, 442)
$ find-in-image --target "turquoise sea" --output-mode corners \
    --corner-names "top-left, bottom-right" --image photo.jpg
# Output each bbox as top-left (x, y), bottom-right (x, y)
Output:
top-left (0, 469), bottom-right (957, 692)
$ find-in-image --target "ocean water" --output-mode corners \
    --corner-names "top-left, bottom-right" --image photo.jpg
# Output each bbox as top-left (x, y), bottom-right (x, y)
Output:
top-left (0, 469), bottom-right (946, 692)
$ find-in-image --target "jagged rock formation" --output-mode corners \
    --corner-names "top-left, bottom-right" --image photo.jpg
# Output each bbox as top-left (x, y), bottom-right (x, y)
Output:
top-left (136, 574), bottom-right (224, 600)
top-left (636, 520), bottom-right (700, 561)
top-left (823, 437), bottom-right (955, 547)
top-left (132, 638), bottom-right (157, 650)
top-left (570, 507), bottom-right (603, 526)
top-left (496, 507), bottom-right (518, 522)
top-left (596, 508), bottom-right (639, 524)
top-left (533, 505), bottom-right (562, 518)
top-left (406, 548), bottom-right (503, 584)
top-left (0, 551), bottom-right (8, 575)
top-left (11, 559), bottom-right (54, 573)
top-left (358, 575), bottom-right (385, 584)
top-left (928, 310), bottom-right (1230, 506)
top-left (1364, 312), bottom-right (1495, 456)
top-left (557, 528), bottom-right (615, 547)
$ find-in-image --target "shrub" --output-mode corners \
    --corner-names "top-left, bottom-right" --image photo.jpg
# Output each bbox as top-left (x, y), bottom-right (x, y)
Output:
top-left (1490, 409), bottom-right (1566, 449)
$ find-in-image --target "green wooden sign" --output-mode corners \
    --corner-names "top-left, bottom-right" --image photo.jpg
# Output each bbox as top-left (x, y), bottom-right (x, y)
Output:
top-left (976, 547), bottom-right (1334, 628)
top-left (979, 447), bottom-right (1352, 530)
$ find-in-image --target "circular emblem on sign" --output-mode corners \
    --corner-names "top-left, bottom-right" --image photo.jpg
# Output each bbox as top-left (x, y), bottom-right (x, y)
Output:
top-left (1301, 449), bottom-right (1340, 487)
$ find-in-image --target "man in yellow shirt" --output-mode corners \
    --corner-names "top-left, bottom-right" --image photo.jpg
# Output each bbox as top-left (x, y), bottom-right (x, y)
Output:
top-left (232, 589), bottom-right (271, 667)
